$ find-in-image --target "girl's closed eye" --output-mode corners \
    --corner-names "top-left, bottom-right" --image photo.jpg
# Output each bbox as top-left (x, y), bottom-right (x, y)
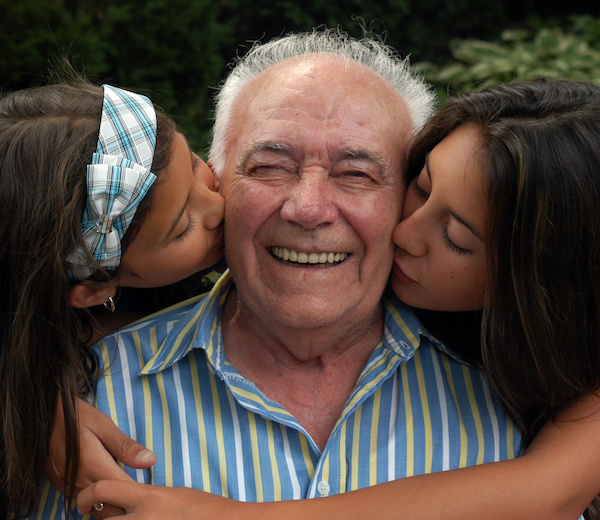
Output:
top-left (412, 178), bottom-right (429, 199)
top-left (442, 229), bottom-right (471, 255)
top-left (176, 216), bottom-right (196, 241)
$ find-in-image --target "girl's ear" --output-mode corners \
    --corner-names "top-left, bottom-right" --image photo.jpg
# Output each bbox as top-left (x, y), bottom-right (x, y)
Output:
top-left (69, 283), bottom-right (116, 309)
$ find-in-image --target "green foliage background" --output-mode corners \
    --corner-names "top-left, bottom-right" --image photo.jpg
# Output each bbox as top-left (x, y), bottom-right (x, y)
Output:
top-left (1, 0), bottom-right (598, 155)
top-left (421, 14), bottom-right (600, 102)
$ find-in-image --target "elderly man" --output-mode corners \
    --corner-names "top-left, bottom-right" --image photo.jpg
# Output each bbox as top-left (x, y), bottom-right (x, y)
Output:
top-left (36, 29), bottom-right (520, 518)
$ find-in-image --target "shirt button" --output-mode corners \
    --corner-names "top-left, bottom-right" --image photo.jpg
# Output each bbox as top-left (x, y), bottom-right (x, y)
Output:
top-left (317, 480), bottom-right (330, 497)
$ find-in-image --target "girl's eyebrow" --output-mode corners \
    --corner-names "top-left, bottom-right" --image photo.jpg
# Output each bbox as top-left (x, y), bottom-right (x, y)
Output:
top-left (426, 152), bottom-right (484, 242)
top-left (184, 136), bottom-right (195, 169)
top-left (166, 136), bottom-right (193, 239)
top-left (450, 209), bottom-right (484, 242)
top-left (166, 198), bottom-right (187, 239)
top-left (425, 153), bottom-right (432, 183)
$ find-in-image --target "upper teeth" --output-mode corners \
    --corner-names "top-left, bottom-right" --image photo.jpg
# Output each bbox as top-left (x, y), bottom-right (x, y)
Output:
top-left (272, 247), bottom-right (348, 265)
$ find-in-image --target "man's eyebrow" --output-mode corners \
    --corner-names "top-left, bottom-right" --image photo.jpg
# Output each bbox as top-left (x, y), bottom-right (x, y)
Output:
top-left (241, 141), bottom-right (292, 162)
top-left (340, 149), bottom-right (387, 166)
top-left (339, 148), bottom-right (392, 179)
top-left (237, 141), bottom-right (294, 173)
top-left (426, 153), bottom-right (484, 242)
top-left (252, 142), bottom-right (292, 153)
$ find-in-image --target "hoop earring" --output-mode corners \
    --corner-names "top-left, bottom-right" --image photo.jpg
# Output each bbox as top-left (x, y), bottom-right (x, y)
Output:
top-left (103, 296), bottom-right (116, 313)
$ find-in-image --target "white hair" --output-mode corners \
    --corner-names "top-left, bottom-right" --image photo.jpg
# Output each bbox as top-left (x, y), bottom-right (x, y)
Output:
top-left (208, 28), bottom-right (437, 177)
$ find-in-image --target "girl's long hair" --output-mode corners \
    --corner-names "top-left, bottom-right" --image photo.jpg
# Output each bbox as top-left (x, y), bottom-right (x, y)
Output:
top-left (0, 79), bottom-right (175, 518)
top-left (407, 79), bottom-right (600, 518)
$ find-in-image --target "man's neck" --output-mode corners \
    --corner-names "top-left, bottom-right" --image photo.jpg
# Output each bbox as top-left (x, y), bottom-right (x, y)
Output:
top-left (221, 288), bottom-right (384, 450)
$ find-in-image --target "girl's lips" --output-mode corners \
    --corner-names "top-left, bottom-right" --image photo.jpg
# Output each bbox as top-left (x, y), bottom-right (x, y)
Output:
top-left (393, 262), bottom-right (417, 284)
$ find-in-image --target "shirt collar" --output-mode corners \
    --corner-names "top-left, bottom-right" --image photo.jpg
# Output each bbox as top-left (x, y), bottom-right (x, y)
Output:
top-left (140, 270), bottom-right (233, 375)
top-left (382, 289), bottom-right (474, 365)
top-left (141, 274), bottom-right (469, 375)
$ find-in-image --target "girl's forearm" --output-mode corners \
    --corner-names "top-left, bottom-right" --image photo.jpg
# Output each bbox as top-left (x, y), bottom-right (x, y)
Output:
top-left (242, 394), bottom-right (600, 520)
top-left (77, 393), bottom-right (600, 519)
top-left (241, 457), bottom-right (588, 520)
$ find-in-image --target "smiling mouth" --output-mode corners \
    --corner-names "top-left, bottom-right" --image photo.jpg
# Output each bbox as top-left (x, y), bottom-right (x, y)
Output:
top-left (271, 246), bottom-right (349, 267)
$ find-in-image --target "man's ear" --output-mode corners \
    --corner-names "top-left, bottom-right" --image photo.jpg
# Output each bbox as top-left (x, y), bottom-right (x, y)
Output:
top-left (69, 283), bottom-right (116, 309)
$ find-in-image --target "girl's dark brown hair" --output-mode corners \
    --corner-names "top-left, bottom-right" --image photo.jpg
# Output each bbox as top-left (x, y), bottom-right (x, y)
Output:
top-left (0, 79), bottom-right (175, 518)
top-left (407, 79), bottom-right (600, 519)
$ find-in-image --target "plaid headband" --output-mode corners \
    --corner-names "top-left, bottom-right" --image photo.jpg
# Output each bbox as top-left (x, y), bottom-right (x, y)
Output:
top-left (66, 85), bottom-right (158, 281)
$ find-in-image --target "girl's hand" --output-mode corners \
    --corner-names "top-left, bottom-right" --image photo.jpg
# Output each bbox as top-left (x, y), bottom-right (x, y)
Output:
top-left (47, 398), bottom-right (157, 518)
top-left (77, 481), bottom-right (243, 519)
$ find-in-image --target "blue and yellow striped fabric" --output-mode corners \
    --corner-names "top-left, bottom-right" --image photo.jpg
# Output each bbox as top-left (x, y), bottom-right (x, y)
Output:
top-left (34, 270), bottom-right (522, 518)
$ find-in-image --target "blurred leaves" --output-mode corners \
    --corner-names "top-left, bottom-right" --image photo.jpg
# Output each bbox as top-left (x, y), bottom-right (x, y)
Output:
top-left (0, 0), bottom-right (233, 154)
top-left (418, 15), bottom-right (600, 98)
top-left (1, 0), bottom-right (598, 151)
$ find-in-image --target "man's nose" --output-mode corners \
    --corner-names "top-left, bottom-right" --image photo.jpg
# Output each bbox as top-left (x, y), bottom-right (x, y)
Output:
top-left (280, 173), bottom-right (337, 229)
top-left (392, 212), bottom-right (428, 257)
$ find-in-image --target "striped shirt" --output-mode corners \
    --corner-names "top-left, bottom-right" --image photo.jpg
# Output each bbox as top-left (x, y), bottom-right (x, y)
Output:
top-left (34, 270), bottom-right (522, 518)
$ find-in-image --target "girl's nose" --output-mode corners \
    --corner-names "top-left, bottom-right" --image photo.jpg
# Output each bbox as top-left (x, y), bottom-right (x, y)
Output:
top-left (392, 213), bottom-right (428, 257)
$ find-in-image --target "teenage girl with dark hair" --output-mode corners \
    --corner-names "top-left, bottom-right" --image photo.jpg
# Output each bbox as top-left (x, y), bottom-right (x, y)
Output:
top-left (0, 80), bottom-right (224, 518)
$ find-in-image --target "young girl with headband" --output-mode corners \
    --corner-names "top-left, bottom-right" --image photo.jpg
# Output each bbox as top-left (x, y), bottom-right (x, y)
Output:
top-left (0, 80), bottom-right (224, 518)
top-left (76, 79), bottom-right (600, 519)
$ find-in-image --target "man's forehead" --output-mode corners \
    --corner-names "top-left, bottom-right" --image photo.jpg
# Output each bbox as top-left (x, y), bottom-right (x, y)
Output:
top-left (238, 54), bottom-right (406, 112)
top-left (237, 58), bottom-right (410, 129)
top-left (254, 53), bottom-right (353, 79)
top-left (225, 55), bottom-right (412, 178)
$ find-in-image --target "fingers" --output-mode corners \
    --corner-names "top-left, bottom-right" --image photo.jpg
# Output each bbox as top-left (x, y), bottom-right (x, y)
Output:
top-left (78, 429), bottom-right (134, 483)
top-left (89, 503), bottom-right (127, 519)
top-left (79, 400), bottom-right (156, 469)
top-left (47, 397), bottom-right (156, 493)
top-left (77, 480), bottom-right (143, 514)
top-left (112, 434), bottom-right (157, 469)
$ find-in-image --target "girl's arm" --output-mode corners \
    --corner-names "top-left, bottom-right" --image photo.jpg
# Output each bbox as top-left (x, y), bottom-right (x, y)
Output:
top-left (76, 392), bottom-right (600, 520)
